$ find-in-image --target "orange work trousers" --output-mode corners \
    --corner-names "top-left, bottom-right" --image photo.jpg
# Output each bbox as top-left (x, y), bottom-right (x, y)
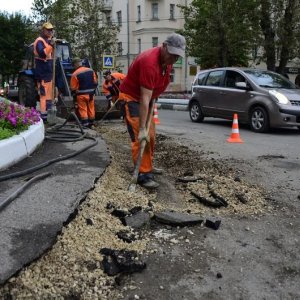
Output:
top-left (37, 80), bottom-right (53, 119)
top-left (124, 101), bottom-right (155, 174)
top-left (76, 94), bottom-right (95, 126)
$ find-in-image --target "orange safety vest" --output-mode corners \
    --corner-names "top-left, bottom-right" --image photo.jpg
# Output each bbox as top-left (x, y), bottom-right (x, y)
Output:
top-left (33, 36), bottom-right (53, 81)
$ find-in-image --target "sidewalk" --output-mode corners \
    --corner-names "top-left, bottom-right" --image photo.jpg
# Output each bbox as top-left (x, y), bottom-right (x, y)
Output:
top-left (0, 130), bottom-right (110, 284)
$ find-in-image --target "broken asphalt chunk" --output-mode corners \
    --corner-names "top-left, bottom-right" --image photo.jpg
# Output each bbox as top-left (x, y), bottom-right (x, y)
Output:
top-left (154, 210), bottom-right (203, 227)
top-left (117, 230), bottom-right (137, 243)
top-left (190, 191), bottom-right (224, 208)
top-left (209, 190), bottom-right (228, 207)
top-left (100, 248), bottom-right (146, 276)
top-left (125, 211), bottom-right (151, 229)
top-left (236, 192), bottom-right (248, 204)
top-left (129, 206), bottom-right (142, 214)
top-left (177, 176), bottom-right (202, 183)
top-left (205, 219), bottom-right (221, 230)
top-left (85, 218), bottom-right (94, 226)
top-left (111, 209), bottom-right (128, 218)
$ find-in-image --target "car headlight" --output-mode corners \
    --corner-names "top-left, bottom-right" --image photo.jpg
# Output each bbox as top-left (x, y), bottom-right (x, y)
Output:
top-left (269, 90), bottom-right (290, 104)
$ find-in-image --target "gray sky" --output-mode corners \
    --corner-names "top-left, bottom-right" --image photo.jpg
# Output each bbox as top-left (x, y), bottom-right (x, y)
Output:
top-left (0, 0), bottom-right (33, 16)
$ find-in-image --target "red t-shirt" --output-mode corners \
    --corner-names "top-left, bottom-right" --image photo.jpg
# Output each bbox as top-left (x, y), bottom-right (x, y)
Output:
top-left (120, 47), bottom-right (172, 100)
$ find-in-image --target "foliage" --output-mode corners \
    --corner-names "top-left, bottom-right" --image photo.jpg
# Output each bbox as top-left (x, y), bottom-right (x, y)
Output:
top-left (179, 0), bottom-right (261, 68)
top-left (32, 0), bottom-right (77, 44)
top-left (0, 127), bottom-right (15, 140)
top-left (259, 0), bottom-right (300, 72)
top-left (0, 100), bottom-right (40, 140)
top-left (0, 12), bottom-right (35, 84)
top-left (32, 0), bottom-right (54, 22)
top-left (32, 0), bottom-right (120, 72)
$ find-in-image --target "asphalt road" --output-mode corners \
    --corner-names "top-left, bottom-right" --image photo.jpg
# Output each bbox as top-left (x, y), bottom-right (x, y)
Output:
top-left (157, 109), bottom-right (300, 207)
top-left (121, 109), bottom-right (300, 300)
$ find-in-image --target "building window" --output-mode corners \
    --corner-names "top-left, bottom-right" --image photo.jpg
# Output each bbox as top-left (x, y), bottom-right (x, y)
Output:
top-left (137, 5), bottom-right (141, 22)
top-left (152, 3), bottom-right (158, 20)
top-left (117, 11), bottom-right (122, 26)
top-left (152, 37), bottom-right (158, 47)
top-left (138, 38), bottom-right (141, 54)
top-left (106, 14), bottom-right (111, 25)
top-left (170, 68), bottom-right (175, 83)
top-left (118, 42), bottom-right (122, 55)
top-left (170, 4), bottom-right (175, 20)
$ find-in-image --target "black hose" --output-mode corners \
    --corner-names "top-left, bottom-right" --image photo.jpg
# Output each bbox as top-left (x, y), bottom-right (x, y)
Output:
top-left (45, 111), bottom-right (87, 142)
top-left (0, 136), bottom-right (97, 182)
top-left (0, 172), bottom-right (52, 212)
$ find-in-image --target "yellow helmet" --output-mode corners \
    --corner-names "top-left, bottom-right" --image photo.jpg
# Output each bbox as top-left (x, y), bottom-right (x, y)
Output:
top-left (42, 22), bottom-right (54, 30)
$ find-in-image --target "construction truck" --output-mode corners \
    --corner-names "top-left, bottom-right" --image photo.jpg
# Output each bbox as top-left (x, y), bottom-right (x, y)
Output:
top-left (17, 40), bottom-right (116, 118)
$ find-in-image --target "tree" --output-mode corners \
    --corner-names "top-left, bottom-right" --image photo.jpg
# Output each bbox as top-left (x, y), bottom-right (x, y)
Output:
top-left (0, 12), bottom-right (35, 84)
top-left (32, 0), bottom-right (119, 72)
top-left (32, 0), bottom-right (54, 22)
top-left (70, 0), bottom-right (119, 72)
top-left (32, 0), bottom-right (76, 44)
top-left (259, 0), bottom-right (300, 72)
top-left (179, 0), bottom-right (261, 68)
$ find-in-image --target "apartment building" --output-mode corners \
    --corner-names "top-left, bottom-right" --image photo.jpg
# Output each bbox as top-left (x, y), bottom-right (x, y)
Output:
top-left (104, 0), bottom-right (196, 93)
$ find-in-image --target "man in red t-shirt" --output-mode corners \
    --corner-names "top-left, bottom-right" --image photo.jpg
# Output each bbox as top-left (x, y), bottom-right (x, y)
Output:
top-left (119, 33), bottom-right (186, 189)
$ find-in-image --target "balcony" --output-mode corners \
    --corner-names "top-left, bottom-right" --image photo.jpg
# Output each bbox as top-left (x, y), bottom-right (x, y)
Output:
top-left (102, 0), bottom-right (112, 11)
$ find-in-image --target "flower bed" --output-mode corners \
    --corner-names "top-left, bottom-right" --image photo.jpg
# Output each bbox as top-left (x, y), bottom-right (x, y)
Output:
top-left (0, 99), bottom-right (40, 140)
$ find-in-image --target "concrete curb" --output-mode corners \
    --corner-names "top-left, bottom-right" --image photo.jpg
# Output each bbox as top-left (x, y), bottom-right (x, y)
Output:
top-left (156, 103), bottom-right (188, 111)
top-left (0, 120), bottom-right (45, 171)
top-left (157, 98), bottom-right (189, 111)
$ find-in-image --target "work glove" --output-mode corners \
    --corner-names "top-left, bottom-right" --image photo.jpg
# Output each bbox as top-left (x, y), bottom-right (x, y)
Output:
top-left (138, 127), bottom-right (150, 143)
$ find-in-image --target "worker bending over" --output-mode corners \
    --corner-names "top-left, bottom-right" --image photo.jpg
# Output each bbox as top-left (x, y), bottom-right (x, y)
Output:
top-left (102, 70), bottom-right (126, 107)
top-left (119, 33), bottom-right (186, 189)
top-left (33, 22), bottom-right (55, 122)
top-left (70, 58), bottom-right (98, 128)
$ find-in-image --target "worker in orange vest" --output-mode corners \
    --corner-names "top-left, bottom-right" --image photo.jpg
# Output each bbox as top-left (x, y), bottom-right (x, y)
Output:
top-left (70, 58), bottom-right (98, 128)
top-left (102, 70), bottom-right (126, 108)
top-left (33, 22), bottom-right (56, 122)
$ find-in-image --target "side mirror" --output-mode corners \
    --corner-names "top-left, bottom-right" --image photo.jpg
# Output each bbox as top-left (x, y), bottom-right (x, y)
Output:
top-left (235, 81), bottom-right (250, 90)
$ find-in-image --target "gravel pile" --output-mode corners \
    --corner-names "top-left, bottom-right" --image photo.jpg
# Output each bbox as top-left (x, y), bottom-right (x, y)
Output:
top-left (0, 121), bottom-right (271, 299)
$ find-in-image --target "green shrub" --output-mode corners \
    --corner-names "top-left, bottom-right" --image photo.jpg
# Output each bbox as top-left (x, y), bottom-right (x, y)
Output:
top-left (0, 127), bottom-right (15, 140)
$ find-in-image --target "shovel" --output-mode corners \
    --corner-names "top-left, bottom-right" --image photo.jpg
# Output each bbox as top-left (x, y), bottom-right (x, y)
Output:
top-left (128, 100), bottom-right (155, 192)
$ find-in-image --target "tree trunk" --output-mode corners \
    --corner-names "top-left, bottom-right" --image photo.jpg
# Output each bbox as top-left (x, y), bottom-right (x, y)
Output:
top-left (260, 0), bottom-right (276, 71)
top-left (277, 0), bottom-right (297, 74)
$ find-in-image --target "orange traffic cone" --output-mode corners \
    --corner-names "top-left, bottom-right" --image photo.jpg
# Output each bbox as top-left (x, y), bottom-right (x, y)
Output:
top-left (227, 113), bottom-right (243, 143)
top-left (153, 103), bottom-right (160, 125)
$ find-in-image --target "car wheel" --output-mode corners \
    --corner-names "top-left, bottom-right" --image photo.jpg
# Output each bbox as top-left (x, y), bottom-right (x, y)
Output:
top-left (189, 101), bottom-right (204, 123)
top-left (18, 75), bottom-right (37, 108)
top-left (250, 106), bottom-right (270, 133)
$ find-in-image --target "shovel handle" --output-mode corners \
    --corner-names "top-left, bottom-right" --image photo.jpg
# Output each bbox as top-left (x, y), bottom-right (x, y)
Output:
top-left (128, 100), bottom-right (155, 191)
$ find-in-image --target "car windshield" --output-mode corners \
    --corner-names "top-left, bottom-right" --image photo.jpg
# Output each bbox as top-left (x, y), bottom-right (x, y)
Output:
top-left (244, 70), bottom-right (296, 89)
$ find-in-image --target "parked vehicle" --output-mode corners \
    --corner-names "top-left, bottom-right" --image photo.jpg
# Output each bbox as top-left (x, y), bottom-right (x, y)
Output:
top-left (189, 67), bottom-right (300, 132)
top-left (7, 85), bottom-right (19, 100)
top-left (0, 87), bottom-right (5, 97)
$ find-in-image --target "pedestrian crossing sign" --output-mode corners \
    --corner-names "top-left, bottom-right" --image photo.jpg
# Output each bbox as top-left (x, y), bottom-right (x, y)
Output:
top-left (103, 55), bottom-right (115, 69)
